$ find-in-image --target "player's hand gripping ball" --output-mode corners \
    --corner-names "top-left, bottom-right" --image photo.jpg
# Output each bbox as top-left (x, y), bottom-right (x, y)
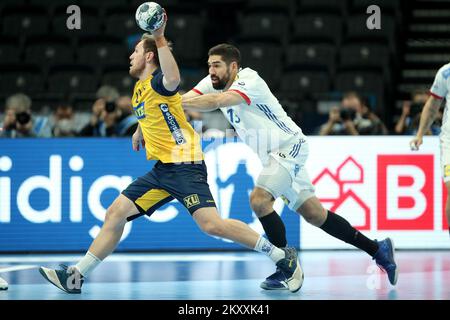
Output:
top-left (135, 2), bottom-right (165, 32)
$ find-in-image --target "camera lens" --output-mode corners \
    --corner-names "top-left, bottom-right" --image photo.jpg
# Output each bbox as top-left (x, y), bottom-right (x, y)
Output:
top-left (105, 102), bottom-right (116, 113)
top-left (16, 112), bottom-right (31, 125)
top-left (340, 108), bottom-right (356, 121)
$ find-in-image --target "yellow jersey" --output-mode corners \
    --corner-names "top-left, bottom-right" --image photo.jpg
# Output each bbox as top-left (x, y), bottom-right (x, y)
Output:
top-left (132, 69), bottom-right (203, 163)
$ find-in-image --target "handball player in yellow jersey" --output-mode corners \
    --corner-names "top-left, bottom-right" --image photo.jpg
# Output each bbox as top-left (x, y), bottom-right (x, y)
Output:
top-left (38, 12), bottom-right (303, 294)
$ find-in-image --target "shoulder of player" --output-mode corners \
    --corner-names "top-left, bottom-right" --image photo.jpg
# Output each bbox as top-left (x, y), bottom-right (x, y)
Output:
top-left (231, 68), bottom-right (261, 89)
top-left (437, 63), bottom-right (450, 79)
top-left (236, 67), bottom-right (259, 80)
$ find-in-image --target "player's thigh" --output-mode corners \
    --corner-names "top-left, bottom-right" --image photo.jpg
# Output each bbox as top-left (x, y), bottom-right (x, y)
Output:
top-left (283, 167), bottom-right (316, 213)
top-left (255, 155), bottom-right (293, 201)
top-left (121, 169), bottom-right (175, 222)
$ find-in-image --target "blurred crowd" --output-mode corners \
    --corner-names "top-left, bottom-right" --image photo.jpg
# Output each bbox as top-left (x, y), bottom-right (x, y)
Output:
top-left (0, 88), bottom-right (442, 138)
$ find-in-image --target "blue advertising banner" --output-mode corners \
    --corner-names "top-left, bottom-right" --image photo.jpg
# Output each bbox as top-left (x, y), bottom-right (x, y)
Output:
top-left (0, 138), bottom-right (299, 252)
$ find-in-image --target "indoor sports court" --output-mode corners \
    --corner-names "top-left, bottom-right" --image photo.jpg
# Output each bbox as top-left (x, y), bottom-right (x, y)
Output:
top-left (1, 251), bottom-right (450, 300)
top-left (1, 0), bottom-right (450, 304)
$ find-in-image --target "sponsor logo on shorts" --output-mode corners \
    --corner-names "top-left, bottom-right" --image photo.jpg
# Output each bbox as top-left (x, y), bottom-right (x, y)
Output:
top-left (206, 200), bottom-right (215, 203)
top-left (184, 194), bottom-right (200, 208)
top-left (445, 165), bottom-right (450, 177)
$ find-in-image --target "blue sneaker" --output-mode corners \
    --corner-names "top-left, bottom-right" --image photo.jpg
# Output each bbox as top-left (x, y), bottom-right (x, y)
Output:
top-left (261, 247), bottom-right (304, 292)
top-left (39, 264), bottom-right (84, 294)
top-left (260, 267), bottom-right (289, 290)
top-left (373, 238), bottom-right (398, 285)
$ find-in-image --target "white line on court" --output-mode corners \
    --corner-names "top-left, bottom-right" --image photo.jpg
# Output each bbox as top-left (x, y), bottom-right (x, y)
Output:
top-left (0, 253), bottom-right (267, 263)
top-left (0, 265), bottom-right (39, 273)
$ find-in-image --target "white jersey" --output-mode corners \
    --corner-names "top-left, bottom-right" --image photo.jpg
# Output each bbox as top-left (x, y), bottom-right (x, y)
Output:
top-left (193, 68), bottom-right (306, 157)
top-left (430, 63), bottom-right (450, 138)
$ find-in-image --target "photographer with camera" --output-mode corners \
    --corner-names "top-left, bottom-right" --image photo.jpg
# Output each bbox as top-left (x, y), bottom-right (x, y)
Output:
top-left (78, 86), bottom-right (138, 137)
top-left (1, 93), bottom-right (52, 138)
top-left (319, 91), bottom-right (388, 136)
top-left (395, 90), bottom-right (441, 135)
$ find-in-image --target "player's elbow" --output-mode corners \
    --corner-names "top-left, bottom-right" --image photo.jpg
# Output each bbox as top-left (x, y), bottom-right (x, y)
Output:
top-left (166, 77), bottom-right (180, 89)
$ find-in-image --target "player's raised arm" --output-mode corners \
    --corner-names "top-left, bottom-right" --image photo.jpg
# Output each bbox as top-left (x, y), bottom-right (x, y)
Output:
top-left (182, 91), bottom-right (245, 112)
top-left (410, 95), bottom-right (442, 150)
top-left (151, 12), bottom-right (180, 92)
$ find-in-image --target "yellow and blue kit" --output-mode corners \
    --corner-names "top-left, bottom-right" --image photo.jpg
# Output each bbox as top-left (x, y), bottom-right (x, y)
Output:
top-left (122, 69), bottom-right (216, 218)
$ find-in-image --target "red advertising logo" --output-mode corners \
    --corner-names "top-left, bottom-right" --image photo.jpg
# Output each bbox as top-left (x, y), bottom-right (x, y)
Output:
top-left (377, 155), bottom-right (434, 230)
top-left (313, 157), bottom-right (370, 230)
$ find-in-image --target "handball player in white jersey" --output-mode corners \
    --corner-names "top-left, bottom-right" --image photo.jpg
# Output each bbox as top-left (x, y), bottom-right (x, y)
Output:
top-left (183, 43), bottom-right (398, 289)
top-left (411, 63), bottom-right (450, 236)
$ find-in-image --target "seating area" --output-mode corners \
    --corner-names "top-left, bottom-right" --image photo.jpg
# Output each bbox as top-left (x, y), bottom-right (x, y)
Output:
top-left (0, 0), bottom-right (408, 133)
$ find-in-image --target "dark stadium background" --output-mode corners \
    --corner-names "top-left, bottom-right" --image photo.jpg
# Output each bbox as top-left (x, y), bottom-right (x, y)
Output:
top-left (2, 0), bottom-right (447, 134)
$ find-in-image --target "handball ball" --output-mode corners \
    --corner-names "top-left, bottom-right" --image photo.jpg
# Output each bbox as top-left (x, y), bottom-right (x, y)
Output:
top-left (135, 2), bottom-right (165, 32)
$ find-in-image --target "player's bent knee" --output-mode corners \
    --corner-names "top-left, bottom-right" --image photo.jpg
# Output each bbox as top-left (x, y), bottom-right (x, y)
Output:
top-left (200, 221), bottom-right (225, 237)
top-left (298, 198), bottom-right (326, 227)
top-left (104, 205), bottom-right (128, 227)
top-left (250, 190), bottom-right (273, 216)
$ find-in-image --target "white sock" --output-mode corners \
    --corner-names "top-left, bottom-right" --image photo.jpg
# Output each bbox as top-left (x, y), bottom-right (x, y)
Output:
top-left (254, 236), bottom-right (286, 263)
top-left (74, 251), bottom-right (102, 277)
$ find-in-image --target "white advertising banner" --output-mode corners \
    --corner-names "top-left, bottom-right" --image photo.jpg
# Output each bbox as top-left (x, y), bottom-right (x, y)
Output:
top-left (301, 136), bottom-right (450, 249)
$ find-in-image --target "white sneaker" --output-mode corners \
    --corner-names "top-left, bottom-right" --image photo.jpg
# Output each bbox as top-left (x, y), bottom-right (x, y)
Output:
top-left (0, 276), bottom-right (8, 290)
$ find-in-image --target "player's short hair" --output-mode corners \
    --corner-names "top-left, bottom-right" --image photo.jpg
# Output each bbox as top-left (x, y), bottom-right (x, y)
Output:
top-left (140, 33), bottom-right (173, 67)
top-left (208, 44), bottom-right (241, 67)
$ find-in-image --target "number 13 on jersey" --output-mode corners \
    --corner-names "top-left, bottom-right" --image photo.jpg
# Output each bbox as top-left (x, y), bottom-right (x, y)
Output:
top-left (227, 108), bottom-right (240, 124)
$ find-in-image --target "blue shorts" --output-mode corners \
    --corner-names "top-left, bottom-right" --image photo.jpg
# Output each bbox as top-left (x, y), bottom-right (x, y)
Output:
top-left (122, 161), bottom-right (217, 221)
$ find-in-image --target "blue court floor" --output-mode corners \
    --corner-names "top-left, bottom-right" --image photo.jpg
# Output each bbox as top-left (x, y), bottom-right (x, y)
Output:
top-left (0, 250), bottom-right (449, 300)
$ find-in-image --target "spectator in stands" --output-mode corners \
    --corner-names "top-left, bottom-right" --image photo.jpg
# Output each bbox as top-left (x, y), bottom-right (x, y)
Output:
top-left (395, 90), bottom-right (441, 136)
top-left (114, 95), bottom-right (139, 136)
top-left (0, 93), bottom-right (52, 138)
top-left (51, 104), bottom-right (78, 137)
top-left (319, 91), bottom-right (388, 135)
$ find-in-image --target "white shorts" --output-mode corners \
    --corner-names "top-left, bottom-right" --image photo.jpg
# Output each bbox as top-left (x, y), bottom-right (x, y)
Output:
top-left (255, 138), bottom-right (315, 211)
top-left (440, 136), bottom-right (450, 182)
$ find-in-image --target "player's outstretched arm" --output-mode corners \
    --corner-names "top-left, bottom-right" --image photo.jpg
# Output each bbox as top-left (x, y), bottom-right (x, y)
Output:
top-left (183, 91), bottom-right (245, 112)
top-left (410, 95), bottom-right (442, 150)
top-left (182, 90), bottom-right (201, 101)
top-left (151, 12), bottom-right (180, 92)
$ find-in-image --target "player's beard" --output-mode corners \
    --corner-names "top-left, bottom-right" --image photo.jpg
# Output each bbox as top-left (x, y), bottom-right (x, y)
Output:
top-left (129, 60), bottom-right (145, 78)
top-left (129, 65), bottom-right (142, 78)
top-left (212, 69), bottom-right (231, 90)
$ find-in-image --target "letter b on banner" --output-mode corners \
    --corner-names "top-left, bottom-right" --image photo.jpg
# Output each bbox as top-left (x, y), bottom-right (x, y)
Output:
top-left (377, 155), bottom-right (434, 230)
